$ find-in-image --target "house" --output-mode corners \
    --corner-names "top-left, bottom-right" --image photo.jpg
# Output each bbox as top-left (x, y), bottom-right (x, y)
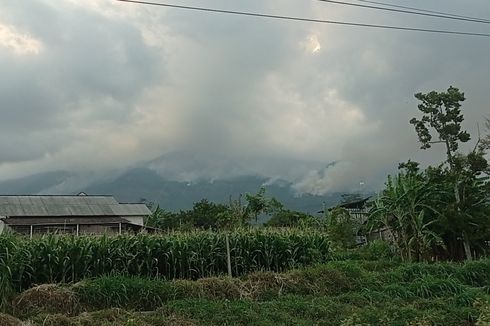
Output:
top-left (0, 194), bottom-right (152, 237)
top-left (323, 197), bottom-right (372, 245)
top-left (337, 197), bottom-right (395, 243)
top-left (336, 197), bottom-right (371, 245)
top-left (337, 197), bottom-right (371, 224)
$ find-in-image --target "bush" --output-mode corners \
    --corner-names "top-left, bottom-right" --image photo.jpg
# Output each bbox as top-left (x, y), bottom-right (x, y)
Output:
top-left (455, 260), bottom-right (490, 287)
top-left (357, 240), bottom-right (396, 261)
top-left (75, 276), bottom-right (178, 310)
top-left (409, 276), bottom-right (466, 298)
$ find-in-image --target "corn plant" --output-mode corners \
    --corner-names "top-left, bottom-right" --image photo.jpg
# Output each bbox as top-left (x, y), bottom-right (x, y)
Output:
top-left (0, 228), bottom-right (331, 294)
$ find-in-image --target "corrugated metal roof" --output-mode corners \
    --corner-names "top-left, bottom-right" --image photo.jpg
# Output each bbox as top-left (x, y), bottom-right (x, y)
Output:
top-left (111, 204), bottom-right (152, 216)
top-left (0, 195), bottom-right (151, 217)
top-left (3, 216), bottom-right (129, 225)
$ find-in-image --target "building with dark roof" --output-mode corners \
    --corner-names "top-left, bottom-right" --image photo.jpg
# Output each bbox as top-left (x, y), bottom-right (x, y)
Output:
top-left (0, 194), bottom-right (152, 237)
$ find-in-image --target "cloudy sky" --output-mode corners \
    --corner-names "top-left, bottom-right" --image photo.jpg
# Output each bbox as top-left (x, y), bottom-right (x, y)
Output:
top-left (0, 0), bottom-right (489, 194)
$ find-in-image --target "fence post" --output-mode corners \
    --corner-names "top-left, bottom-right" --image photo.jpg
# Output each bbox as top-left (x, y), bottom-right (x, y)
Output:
top-left (225, 233), bottom-right (232, 277)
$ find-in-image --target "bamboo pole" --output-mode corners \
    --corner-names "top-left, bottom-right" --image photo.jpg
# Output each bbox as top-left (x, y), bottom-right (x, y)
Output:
top-left (225, 234), bottom-right (232, 277)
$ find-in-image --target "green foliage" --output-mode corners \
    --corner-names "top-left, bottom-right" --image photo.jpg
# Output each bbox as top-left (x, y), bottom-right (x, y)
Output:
top-left (147, 200), bottom-right (238, 231)
top-left (12, 258), bottom-right (490, 325)
top-left (0, 229), bottom-right (331, 295)
top-left (327, 208), bottom-right (358, 249)
top-left (145, 206), bottom-right (187, 230)
top-left (410, 86), bottom-right (470, 156)
top-left (370, 159), bottom-right (490, 261)
top-left (403, 86), bottom-right (490, 261)
top-left (147, 188), bottom-right (285, 230)
top-left (75, 276), bottom-right (177, 310)
top-left (265, 210), bottom-right (320, 228)
top-left (181, 199), bottom-right (231, 229)
top-left (0, 236), bottom-right (19, 308)
top-left (369, 171), bottom-right (445, 262)
top-left (245, 187), bottom-right (283, 222)
top-left (356, 240), bottom-right (395, 261)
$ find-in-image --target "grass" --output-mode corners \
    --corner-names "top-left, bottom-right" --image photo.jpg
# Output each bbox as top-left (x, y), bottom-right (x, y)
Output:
top-left (2, 235), bottom-right (489, 325)
top-left (16, 296), bottom-right (486, 326)
top-left (5, 258), bottom-right (490, 325)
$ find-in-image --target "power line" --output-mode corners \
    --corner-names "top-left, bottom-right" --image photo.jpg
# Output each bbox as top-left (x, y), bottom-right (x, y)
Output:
top-left (316, 0), bottom-right (490, 24)
top-left (354, 0), bottom-right (490, 23)
top-left (115, 0), bottom-right (490, 37)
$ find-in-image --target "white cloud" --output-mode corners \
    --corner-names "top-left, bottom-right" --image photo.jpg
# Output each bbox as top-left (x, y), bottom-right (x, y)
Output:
top-left (0, 22), bottom-right (42, 55)
top-left (301, 34), bottom-right (321, 54)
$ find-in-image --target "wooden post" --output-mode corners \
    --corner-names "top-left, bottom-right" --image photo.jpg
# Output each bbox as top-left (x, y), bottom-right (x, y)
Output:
top-left (225, 234), bottom-right (232, 277)
top-left (30, 225), bottom-right (33, 239)
top-left (76, 224), bottom-right (79, 237)
top-left (119, 223), bottom-right (122, 235)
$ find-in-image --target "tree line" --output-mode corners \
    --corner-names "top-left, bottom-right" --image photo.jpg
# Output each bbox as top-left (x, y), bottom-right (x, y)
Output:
top-left (369, 87), bottom-right (490, 261)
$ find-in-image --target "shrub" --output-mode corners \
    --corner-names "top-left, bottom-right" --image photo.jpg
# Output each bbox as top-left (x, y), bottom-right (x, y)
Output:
top-left (74, 276), bottom-right (177, 310)
top-left (455, 260), bottom-right (490, 287)
top-left (357, 240), bottom-right (396, 261)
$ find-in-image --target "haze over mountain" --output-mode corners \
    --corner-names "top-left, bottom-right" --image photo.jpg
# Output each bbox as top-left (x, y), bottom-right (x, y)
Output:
top-left (0, 1), bottom-right (488, 205)
top-left (0, 151), bottom-right (349, 212)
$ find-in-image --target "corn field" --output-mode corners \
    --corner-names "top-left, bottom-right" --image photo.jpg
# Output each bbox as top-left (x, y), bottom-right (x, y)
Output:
top-left (0, 229), bottom-right (330, 296)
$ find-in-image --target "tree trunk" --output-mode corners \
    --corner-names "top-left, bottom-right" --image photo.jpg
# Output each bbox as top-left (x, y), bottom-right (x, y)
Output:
top-left (454, 181), bottom-right (472, 261)
top-left (462, 231), bottom-right (472, 261)
top-left (444, 138), bottom-right (472, 260)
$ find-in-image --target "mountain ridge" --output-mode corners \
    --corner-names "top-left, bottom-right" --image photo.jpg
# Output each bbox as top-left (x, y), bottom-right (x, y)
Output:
top-left (0, 168), bottom-right (343, 213)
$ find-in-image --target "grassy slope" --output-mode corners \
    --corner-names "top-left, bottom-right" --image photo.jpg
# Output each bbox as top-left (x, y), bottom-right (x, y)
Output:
top-left (7, 259), bottom-right (490, 325)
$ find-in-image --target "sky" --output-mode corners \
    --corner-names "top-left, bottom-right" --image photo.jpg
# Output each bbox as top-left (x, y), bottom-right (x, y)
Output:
top-left (0, 0), bottom-right (489, 195)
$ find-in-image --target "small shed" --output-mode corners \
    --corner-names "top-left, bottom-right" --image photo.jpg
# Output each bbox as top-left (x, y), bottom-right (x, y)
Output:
top-left (0, 195), bottom-right (152, 237)
top-left (337, 197), bottom-right (371, 223)
top-left (326, 197), bottom-right (372, 246)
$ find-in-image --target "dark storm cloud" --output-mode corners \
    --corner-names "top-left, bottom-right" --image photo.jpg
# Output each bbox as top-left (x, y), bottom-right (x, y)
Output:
top-left (0, 0), bottom-right (161, 164)
top-left (0, 0), bottom-right (489, 194)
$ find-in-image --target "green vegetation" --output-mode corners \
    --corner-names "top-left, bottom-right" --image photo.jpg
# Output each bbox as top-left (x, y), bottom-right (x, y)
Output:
top-left (146, 188), bottom-right (285, 231)
top-left (3, 258), bottom-right (490, 325)
top-left (370, 87), bottom-right (490, 262)
top-left (0, 229), bottom-right (330, 300)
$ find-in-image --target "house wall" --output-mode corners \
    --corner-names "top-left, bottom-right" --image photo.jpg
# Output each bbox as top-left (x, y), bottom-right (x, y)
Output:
top-left (123, 216), bottom-right (144, 226)
top-left (8, 223), bottom-right (131, 236)
top-left (0, 219), bottom-right (5, 234)
top-left (79, 224), bottom-right (121, 235)
top-left (367, 227), bottom-right (394, 243)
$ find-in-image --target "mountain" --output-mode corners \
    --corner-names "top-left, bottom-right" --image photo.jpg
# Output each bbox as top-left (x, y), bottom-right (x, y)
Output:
top-left (0, 171), bottom-right (73, 194)
top-left (0, 151), bottom-right (349, 213)
top-left (83, 167), bottom-right (343, 213)
top-left (0, 168), bottom-right (343, 213)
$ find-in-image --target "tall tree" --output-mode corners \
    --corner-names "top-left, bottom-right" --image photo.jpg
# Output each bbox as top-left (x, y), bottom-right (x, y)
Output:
top-left (245, 187), bottom-right (283, 222)
top-left (410, 86), bottom-right (470, 169)
top-left (410, 87), bottom-right (489, 260)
